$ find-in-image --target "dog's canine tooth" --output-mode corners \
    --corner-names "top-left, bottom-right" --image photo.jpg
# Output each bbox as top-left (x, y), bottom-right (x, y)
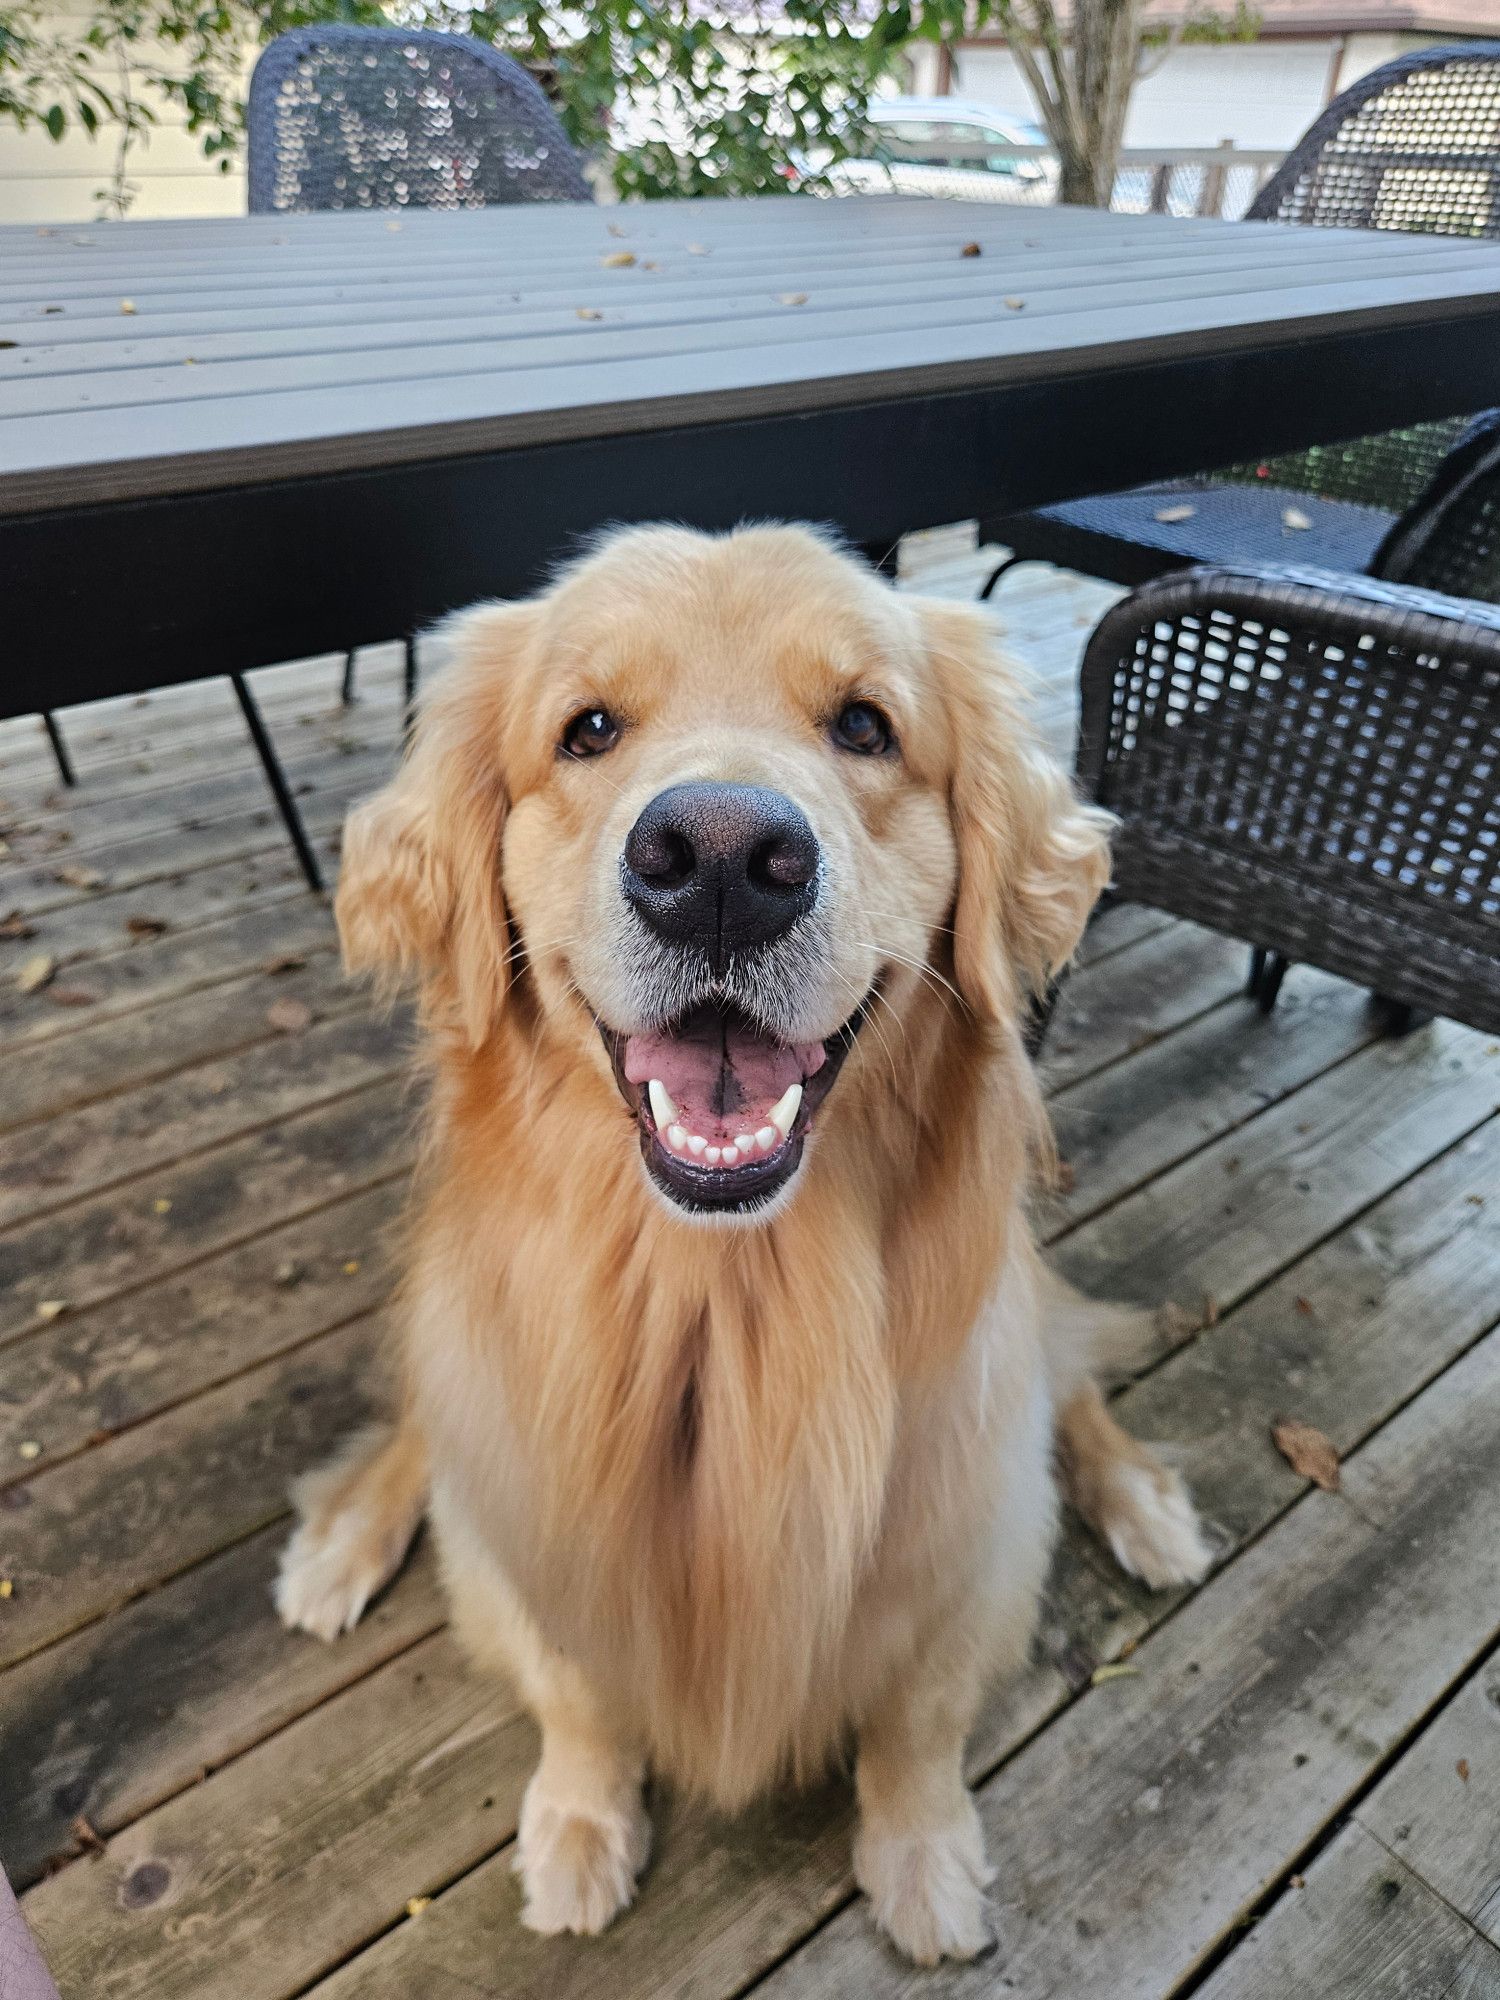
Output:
top-left (648, 1080), bottom-right (678, 1131)
top-left (768, 1083), bottom-right (802, 1141)
top-left (755, 1125), bottom-right (778, 1152)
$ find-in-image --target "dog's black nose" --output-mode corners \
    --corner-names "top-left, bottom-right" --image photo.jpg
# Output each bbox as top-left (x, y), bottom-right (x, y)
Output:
top-left (623, 783), bottom-right (818, 964)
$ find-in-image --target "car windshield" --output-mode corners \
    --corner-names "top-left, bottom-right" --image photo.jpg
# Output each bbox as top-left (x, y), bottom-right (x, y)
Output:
top-left (869, 116), bottom-right (1041, 175)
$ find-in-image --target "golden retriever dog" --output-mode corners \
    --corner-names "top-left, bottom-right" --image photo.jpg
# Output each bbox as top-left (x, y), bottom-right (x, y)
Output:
top-left (275, 523), bottom-right (1210, 1963)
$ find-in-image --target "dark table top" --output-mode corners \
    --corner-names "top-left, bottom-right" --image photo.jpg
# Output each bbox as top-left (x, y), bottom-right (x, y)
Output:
top-left (6, 195), bottom-right (1500, 520)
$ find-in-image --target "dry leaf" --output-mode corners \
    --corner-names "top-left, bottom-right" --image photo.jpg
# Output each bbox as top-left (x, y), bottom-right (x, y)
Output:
top-left (1052, 1159), bottom-right (1076, 1194)
top-left (119, 299), bottom-right (136, 315)
top-left (1282, 506), bottom-right (1313, 531)
top-left (274, 1259), bottom-right (305, 1288)
top-left (575, 307), bottom-right (603, 320)
top-left (125, 914), bottom-right (168, 936)
top-left (641, 259), bottom-right (661, 271)
top-left (1457, 1758), bottom-right (1470, 1782)
top-left (777, 292), bottom-right (808, 306)
top-left (384, 219), bottom-right (402, 232)
top-left (343, 1259), bottom-right (362, 1276)
top-left (267, 997), bottom-right (313, 1034)
top-left (18, 1441), bottom-right (41, 1461)
top-left (1294, 1296), bottom-right (1315, 1317)
top-left (1091, 1662), bottom-right (1140, 1685)
top-left (1003, 295), bottom-right (1026, 310)
top-left (1154, 504), bottom-right (1197, 523)
top-left (55, 863), bottom-right (104, 889)
top-left (600, 251), bottom-right (636, 268)
top-left (959, 241), bottom-right (981, 257)
top-left (405, 1896), bottom-right (431, 1917)
top-left (686, 242), bottom-right (708, 254)
top-left (36, 1300), bottom-right (66, 1323)
top-left (0, 911), bottom-right (36, 939)
top-left (1289, 1874), bottom-right (1305, 1889)
top-left (1203, 1293), bottom-right (1220, 1326)
top-left (0, 1579), bottom-right (12, 1599)
top-left (16, 952), bottom-right (56, 993)
top-left (1271, 1417), bottom-right (1340, 1491)
top-left (1156, 1299), bottom-right (1201, 1343)
top-left (48, 986), bottom-right (98, 1008)
top-left (71, 1815), bottom-right (106, 1856)
top-left (153, 1197), bottom-right (172, 1215)
top-left (263, 952), bottom-right (305, 975)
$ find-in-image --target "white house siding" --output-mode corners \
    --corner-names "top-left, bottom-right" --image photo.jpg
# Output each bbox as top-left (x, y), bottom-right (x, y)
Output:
top-left (908, 30), bottom-right (1432, 155)
top-left (0, 0), bottom-right (250, 223)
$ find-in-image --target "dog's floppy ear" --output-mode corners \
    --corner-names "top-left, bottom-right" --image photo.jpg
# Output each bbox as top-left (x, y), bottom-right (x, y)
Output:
top-left (336, 602), bottom-right (533, 1047)
top-left (920, 600), bottom-right (1113, 1025)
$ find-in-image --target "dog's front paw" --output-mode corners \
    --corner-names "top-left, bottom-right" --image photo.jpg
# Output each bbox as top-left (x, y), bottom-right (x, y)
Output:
top-left (515, 1775), bottom-right (652, 1936)
top-left (854, 1796), bottom-right (996, 1966)
top-left (1098, 1460), bottom-right (1212, 1590)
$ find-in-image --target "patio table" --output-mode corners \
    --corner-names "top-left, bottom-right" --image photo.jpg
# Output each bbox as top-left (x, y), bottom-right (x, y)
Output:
top-left (6, 194), bottom-right (1500, 715)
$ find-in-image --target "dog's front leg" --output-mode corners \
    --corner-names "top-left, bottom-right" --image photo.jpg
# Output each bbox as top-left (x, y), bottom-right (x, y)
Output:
top-left (852, 1631), bottom-right (995, 1966)
top-left (510, 1643), bottom-right (651, 1938)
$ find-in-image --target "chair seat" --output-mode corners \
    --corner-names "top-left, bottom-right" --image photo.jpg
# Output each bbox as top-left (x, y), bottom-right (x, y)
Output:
top-left (989, 482), bottom-right (1396, 587)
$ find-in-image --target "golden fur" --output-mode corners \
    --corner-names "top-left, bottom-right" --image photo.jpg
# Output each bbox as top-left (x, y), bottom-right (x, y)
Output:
top-left (276, 524), bottom-right (1210, 1962)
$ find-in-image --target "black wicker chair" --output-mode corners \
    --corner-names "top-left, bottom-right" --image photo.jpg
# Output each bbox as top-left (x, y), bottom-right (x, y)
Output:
top-left (1073, 418), bottom-right (1500, 1037)
top-left (979, 42), bottom-right (1500, 597)
top-left (231, 27), bottom-right (592, 886)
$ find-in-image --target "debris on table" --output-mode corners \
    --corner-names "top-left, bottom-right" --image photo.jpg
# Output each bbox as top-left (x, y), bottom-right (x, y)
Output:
top-left (1155, 504), bottom-right (1196, 523)
top-left (16, 951), bottom-right (56, 993)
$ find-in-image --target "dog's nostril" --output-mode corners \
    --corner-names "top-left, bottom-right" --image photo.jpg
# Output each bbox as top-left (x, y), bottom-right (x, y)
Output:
top-left (749, 831), bottom-right (818, 893)
top-left (626, 818), bottom-right (694, 888)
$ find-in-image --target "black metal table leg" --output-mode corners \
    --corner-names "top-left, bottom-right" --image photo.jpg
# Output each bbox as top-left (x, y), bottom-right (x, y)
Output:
top-left (42, 712), bottom-right (76, 786)
top-left (230, 672), bottom-right (324, 892)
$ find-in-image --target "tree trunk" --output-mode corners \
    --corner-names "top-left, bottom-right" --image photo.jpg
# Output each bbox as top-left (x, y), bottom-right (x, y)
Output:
top-left (1057, 0), bottom-right (1140, 205)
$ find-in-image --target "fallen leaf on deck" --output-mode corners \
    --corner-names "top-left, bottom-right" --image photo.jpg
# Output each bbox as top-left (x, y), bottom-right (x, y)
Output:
top-left (18, 1441), bottom-right (41, 1460)
top-left (1457, 1758), bottom-right (1470, 1782)
top-left (575, 307), bottom-right (603, 320)
top-left (1295, 1295), bottom-right (1315, 1316)
top-left (405, 1897), bottom-right (431, 1917)
top-left (0, 1580), bottom-right (12, 1599)
top-left (1156, 1299), bottom-right (1201, 1343)
top-left (36, 1300), bottom-right (67, 1322)
top-left (1154, 504), bottom-right (1197, 523)
top-left (1004, 296), bottom-right (1026, 310)
top-left (55, 864), bottom-right (105, 889)
top-left (1282, 506), bottom-right (1313, 530)
top-left (1203, 1293), bottom-right (1220, 1325)
top-left (71, 1815), bottom-right (106, 1856)
top-left (1052, 1159), bottom-right (1076, 1194)
top-left (1271, 1417), bottom-right (1340, 1491)
top-left (274, 1260), bottom-right (305, 1288)
top-left (1091, 1662), bottom-right (1140, 1685)
top-left (153, 1197), bottom-right (172, 1215)
top-left (777, 292), bottom-right (808, 306)
top-left (263, 952), bottom-right (306, 975)
top-left (600, 251), bottom-right (636, 268)
top-left (125, 914), bottom-right (169, 936)
top-left (959, 241), bottom-right (981, 257)
top-left (343, 1259), bottom-right (362, 1276)
top-left (0, 911), bottom-right (36, 939)
top-left (16, 952), bottom-right (56, 993)
top-left (267, 997), bottom-right (313, 1034)
top-left (1289, 1873), bottom-right (1305, 1889)
top-left (48, 986), bottom-right (97, 1008)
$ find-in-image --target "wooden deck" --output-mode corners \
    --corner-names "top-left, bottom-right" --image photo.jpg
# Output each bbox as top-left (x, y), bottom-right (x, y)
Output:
top-left (2, 541), bottom-right (1498, 2000)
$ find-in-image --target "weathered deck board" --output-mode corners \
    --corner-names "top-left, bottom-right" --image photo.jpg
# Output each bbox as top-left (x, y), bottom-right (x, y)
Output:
top-left (1193, 1823), bottom-right (1500, 2000)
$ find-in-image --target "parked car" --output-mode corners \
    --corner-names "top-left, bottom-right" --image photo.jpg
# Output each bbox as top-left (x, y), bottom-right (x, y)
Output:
top-left (799, 97), bottom-right (1056, 203)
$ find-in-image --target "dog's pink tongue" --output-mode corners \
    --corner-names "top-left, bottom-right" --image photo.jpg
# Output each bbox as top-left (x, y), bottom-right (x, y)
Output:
top-left (624, 1009), bottom-right (824, 1134)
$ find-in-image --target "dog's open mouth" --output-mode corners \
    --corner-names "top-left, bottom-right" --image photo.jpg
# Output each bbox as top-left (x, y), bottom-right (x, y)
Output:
top-left (601, 994), bottom-right (873, 1213)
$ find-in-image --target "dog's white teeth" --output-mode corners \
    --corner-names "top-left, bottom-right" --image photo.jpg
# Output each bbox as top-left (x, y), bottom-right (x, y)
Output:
top-left (768, 1083), bottom-right (802, 1141)
top-left (755, 1125), bottom-right (778, 1153)
top-left (667, 1124), bottom-right (688, 1151)
top-left (705, 1146), bottom-right (723, 1166)
top-left (686, 1134), bottom-right (708, 1158)
top-left (648, 1080), bottom-right (678, 1131)
top-left (734, 1133), bottom-right (756, 1157)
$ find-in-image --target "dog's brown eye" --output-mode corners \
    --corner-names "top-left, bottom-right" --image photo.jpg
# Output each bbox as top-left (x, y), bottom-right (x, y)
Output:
top-left (561, 708), bottom-right (620, 759)
top-left (831, 701), bottom-right (893, 756)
